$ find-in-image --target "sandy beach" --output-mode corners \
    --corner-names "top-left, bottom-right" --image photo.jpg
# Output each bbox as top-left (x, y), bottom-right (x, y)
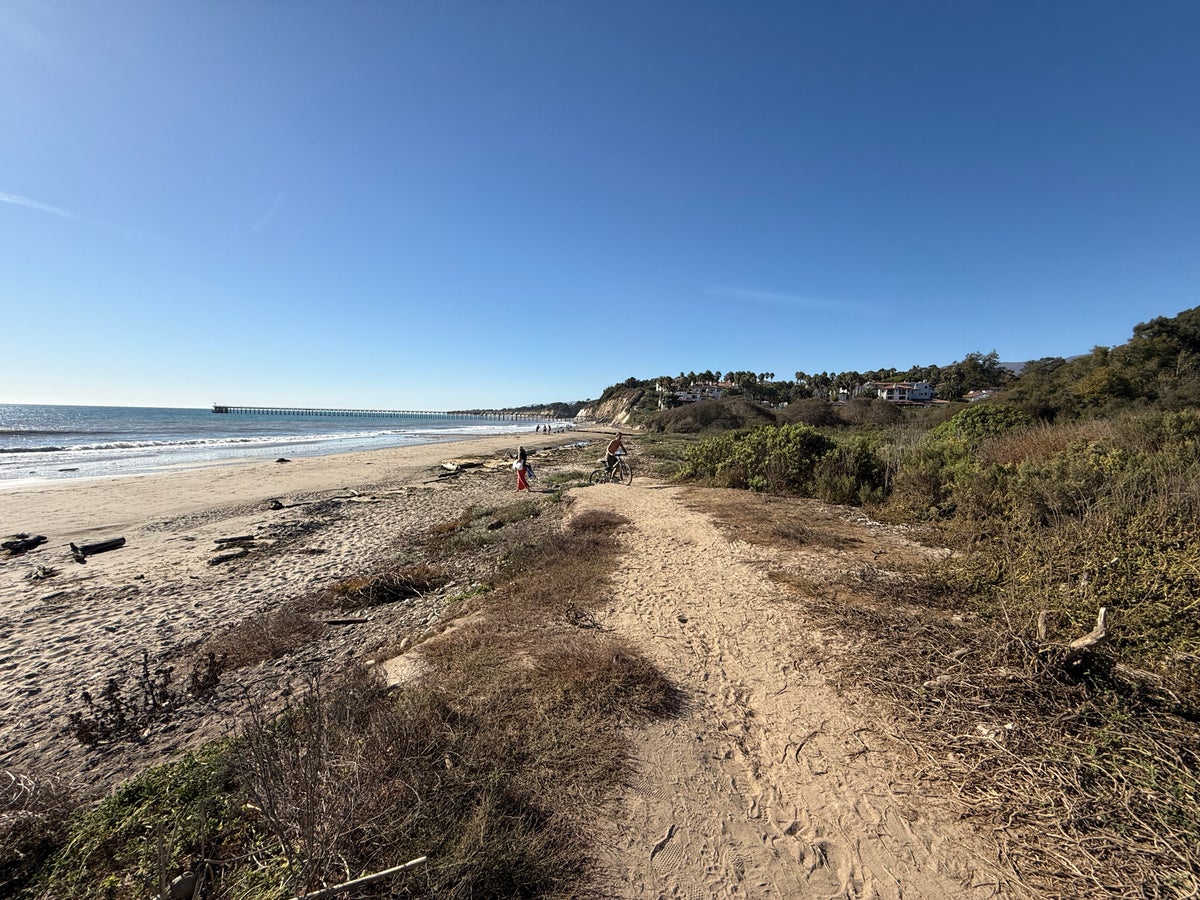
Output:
top-left (2, 430), bottom-right (1028, 895)
top-left (0, 431), bottom-right (594, 789)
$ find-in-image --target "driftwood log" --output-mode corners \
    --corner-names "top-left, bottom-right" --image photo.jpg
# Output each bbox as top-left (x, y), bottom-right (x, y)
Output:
top-left (69, 537), bottom-right (126, 564)
top-left (2, 534), bottom-right (47, 554)
top-left (208, 548), bottom-right (249, 566)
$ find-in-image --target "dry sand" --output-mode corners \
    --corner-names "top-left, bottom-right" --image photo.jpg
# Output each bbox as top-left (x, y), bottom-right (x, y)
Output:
top-left (575, 484), bottom-right (1012, 898)
top-left (0, 431), bottom-right (587, 787)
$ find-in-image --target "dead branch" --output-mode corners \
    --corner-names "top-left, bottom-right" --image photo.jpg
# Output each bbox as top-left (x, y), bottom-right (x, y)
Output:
top-left (1062, 607), bottom-right (1108, 669)
top-left (288, 856), bottom-right (428, 900)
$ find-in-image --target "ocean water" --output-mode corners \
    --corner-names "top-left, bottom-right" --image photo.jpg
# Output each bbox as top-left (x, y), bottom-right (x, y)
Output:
top-left (0, 404), bottom-right (561, 485)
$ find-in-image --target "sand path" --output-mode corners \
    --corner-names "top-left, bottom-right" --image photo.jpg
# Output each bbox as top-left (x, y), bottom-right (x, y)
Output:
top-left (576, 482), bottom-right (1009, 899)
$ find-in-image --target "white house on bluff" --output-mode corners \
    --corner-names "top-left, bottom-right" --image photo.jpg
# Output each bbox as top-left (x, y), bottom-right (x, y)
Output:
top-left (859, 381), bottom-right (935, 403)
top-left (655, 380), bottom-right (730, 406)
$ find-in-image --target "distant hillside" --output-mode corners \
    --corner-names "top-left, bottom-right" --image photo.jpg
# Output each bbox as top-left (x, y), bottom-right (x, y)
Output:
top-left (578, 305), bottom-right (1200, 425)
top-left (645, 397), bottom-right (779, 433)
top-left (994, 305), bottom-right (1200, 419)
top-left (576, 388), bottom-right (647, 426)
top-left (1001, 354), bottom-right (1087, 377)
top-left (529, 305), bottom-right (1200, 427)
top-left (452, 400), bottom-right (586, 419)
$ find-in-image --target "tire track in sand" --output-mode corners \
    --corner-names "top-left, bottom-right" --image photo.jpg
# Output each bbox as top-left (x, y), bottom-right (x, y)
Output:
top-left (576, 482), bottom-right (1011, 899)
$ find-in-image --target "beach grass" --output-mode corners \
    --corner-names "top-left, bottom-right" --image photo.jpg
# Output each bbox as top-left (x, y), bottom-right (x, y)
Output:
top-left (10, 487), bottom-right (676, 899)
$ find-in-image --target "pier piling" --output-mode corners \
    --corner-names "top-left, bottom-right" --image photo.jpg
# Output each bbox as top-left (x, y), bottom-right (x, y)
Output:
top-left (212, 405), bottom-right (548, 420)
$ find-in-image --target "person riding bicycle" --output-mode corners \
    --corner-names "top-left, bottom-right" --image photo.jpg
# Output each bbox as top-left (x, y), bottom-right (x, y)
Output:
top-left (604, 432), bottom-right (626, 475)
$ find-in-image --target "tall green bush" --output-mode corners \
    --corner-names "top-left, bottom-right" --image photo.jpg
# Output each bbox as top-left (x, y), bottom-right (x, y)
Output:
top-left (885, 438), bottom-right (975, 519)
top-left (929, 403), bottom-right (1033, 446)
top-left (812, 433), bottom-right (887, 505)
top-left (937, 414), bottom-right (1200, 674)
top-left (681, 423), bottom-right (836, 493)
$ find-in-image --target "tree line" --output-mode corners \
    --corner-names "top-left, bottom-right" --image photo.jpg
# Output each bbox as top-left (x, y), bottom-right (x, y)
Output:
top-left (601, 351), bottom-right (1012, 408)
top-left (597, 304), bottom-right (1200, 422)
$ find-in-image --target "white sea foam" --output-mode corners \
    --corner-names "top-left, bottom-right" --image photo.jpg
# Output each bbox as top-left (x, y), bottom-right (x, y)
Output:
top-left (0, 404), bottom-right (566, 484)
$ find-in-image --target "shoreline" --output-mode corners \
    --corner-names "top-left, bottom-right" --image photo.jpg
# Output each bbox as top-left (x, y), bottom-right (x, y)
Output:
top-left (0, 420), bottom-right (583, 492)
top-left (1, 429), bottom-right (590, 542)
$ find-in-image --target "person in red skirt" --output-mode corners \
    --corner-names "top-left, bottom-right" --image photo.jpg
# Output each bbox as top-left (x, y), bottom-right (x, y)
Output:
top-left (515, 445), bottom-right (530, 490)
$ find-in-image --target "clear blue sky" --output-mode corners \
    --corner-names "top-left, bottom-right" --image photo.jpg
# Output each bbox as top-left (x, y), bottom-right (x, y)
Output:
top-left (3, 1), bottom-right (1198, 409)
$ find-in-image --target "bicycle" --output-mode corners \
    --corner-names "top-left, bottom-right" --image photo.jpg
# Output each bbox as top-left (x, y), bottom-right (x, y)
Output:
top-left (588, 454), bottom-right (633, 485)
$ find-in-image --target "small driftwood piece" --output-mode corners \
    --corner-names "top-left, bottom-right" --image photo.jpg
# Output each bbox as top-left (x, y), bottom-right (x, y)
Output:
top-left (1062, 606), bottom-right (1108, 669)
top-left (3, 534), bottom-right (47, 554)
top-left (288, 856), bottom-right (429, 900)
top-left (208, 547), bottom-right (249, 565)
top-left (920, 649), bottom-right (969, 689)
top-left (69, 537), bottom-right (126, 564)
top-left (326, 491), bottom-right (384, 504)
top-left (214, 535), bottom-right (255, 545)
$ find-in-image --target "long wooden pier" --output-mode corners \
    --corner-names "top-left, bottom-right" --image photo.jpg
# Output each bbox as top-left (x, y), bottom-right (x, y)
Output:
top-left (212, 405), bottom-right (546, 420)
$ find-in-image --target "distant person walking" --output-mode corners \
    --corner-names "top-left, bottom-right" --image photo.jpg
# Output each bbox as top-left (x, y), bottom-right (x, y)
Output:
top-left (515, 445), bottom-right (530, 491)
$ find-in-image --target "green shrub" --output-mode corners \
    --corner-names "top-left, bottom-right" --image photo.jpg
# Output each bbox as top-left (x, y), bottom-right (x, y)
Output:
top-left (681, 424), bottom-right (836, 494)
top-left (940, 412), bottom-right (1200, 676)
top-left (812, 433), bottom-right (887, 505)
top-left (35, 744), bottom-right (241, 900)
top-left (930, 403), bottom-right (1033, 446)
top-left (1113, 407), bottom-right (1200, 454)
top-left (885, 438), bottom-right (975, 519)
top-left (647, 398), bottom-right (778, 434)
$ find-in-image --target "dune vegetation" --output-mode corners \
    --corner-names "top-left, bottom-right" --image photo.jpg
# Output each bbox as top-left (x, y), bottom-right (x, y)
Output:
top-left (655, 306), bottom-right (1200, 895)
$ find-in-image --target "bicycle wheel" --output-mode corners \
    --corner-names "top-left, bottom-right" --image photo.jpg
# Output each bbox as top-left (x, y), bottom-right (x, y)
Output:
top-left (588, 467), bottom-right (608, 485)
top-left (616, 459), bottom-right (633, 484)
